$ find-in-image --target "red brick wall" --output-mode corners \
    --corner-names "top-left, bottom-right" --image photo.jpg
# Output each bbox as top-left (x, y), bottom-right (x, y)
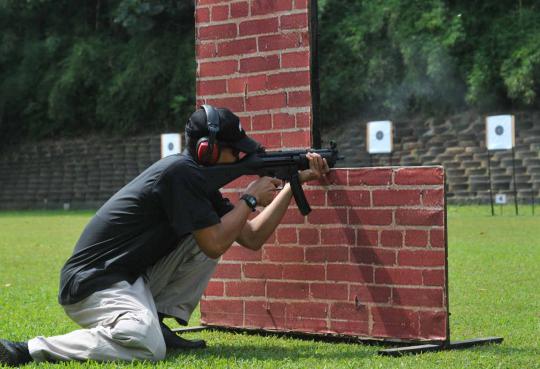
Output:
top-left (195, 0), bottom-right (312, 149)
top-left (195, 0), bottom-right (448, 342)
top-left (201, 167), bottom-right (448, 341)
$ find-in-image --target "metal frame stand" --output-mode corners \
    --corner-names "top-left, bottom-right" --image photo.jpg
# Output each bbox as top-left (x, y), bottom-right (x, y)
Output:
top-left (511, 147), bottom-right (519, 215)
top-left (487, 150), bottom-right (495, 216)
top-left (378, 337), bottom-right (503, 356)
top-left (172, 326), bottom-right (503, 357)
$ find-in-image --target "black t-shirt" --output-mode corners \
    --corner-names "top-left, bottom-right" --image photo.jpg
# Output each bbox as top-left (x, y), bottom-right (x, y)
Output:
top-left (58, 152), bottom-right (234, 305)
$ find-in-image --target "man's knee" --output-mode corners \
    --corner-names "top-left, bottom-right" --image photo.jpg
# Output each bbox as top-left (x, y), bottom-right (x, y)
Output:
top-left (109, 310), bottom-right (166, 361)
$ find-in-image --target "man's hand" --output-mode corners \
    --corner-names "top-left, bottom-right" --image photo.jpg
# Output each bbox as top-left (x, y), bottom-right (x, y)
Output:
top-left (299, 152), bottom-right (330, 183)
top-left (244, 177), bottom-right (282, 207)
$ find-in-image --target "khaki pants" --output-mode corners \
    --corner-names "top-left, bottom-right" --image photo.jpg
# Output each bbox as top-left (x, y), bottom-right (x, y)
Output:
top-left (28, 235), bottom-right (218, 362)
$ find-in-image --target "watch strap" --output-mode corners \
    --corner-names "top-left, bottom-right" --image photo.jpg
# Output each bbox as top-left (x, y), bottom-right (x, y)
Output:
top-left (240, 194), bottom-right (257, 212)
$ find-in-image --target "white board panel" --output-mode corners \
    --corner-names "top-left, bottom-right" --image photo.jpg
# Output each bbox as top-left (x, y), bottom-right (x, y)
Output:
top-left (486, 115), bottom-right (515, 151)
top-left (367, 121), bottom-right (393, 154)
top-left (161, 133), bottom-right (182, 158)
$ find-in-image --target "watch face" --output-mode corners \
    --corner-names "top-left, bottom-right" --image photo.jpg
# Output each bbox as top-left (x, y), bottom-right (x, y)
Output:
top-left (247, 196), bottom-right (257, 207)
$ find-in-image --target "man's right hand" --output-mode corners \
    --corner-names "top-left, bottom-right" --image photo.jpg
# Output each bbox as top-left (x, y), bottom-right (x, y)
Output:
top-left (244, 177), bottom-right (282, 207)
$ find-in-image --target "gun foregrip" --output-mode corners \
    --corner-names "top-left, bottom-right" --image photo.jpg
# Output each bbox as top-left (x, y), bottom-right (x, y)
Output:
top-left (290, 173), bottom-right (311, 215)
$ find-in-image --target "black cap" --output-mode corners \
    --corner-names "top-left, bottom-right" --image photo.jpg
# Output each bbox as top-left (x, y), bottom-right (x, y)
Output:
top-left (186, 107), bottom-right (263, 154)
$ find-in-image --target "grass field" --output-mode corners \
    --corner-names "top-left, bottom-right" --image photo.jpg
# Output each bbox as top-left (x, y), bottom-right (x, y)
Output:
top-left (0, 206), bottom-right (538, 368)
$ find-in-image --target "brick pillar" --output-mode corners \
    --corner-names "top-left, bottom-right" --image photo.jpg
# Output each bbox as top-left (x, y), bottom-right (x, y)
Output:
top-left (195, 0), bottom-right (448, 342)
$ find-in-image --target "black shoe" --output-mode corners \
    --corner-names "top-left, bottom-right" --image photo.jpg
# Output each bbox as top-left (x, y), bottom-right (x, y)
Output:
top-left (159, 320), bottom-right (206, 350)
top-left (0, 339), bottom-right (32, 366)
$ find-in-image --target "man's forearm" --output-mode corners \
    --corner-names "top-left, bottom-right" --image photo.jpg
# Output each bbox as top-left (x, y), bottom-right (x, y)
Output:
top-left (242, 183), bottom-right (294, 249)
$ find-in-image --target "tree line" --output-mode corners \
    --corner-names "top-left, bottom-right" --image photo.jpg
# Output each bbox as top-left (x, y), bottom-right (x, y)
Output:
top-left (1, 0), bottom-right (539, 144)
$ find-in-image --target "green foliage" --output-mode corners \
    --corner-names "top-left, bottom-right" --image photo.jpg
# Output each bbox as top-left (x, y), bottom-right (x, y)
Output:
top-left (319, 0), bottom-right (540, 124)
top-left (0, 0), bottom-right (194, 144)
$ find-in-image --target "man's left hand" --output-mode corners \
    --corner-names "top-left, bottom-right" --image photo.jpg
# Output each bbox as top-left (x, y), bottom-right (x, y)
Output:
top-left (299, 152), bottom-right (330, 183)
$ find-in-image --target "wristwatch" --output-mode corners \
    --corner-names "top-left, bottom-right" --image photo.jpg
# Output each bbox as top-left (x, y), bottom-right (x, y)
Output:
top-left (240, 194), bottom-right (257, 212)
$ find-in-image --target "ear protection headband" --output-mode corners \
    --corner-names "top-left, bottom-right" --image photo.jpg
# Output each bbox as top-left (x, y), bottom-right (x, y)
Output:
top-left (196, 104), bottom-right (221, 165)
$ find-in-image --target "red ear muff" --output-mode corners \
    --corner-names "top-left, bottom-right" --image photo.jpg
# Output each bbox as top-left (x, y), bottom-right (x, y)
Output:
top-left (196, 137), bottom-right (220, 165)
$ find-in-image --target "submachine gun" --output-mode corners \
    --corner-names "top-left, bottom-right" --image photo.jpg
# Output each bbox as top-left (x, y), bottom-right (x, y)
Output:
top-left (200, 143), bottom-right (342, 215)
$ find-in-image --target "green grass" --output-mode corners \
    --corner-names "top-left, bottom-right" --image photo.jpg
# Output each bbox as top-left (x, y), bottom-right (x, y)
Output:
top-left (0, 206), bottom-right (538, 368)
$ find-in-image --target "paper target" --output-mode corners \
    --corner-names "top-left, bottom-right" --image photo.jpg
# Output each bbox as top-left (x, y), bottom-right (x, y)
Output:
top-left (161, 133), bottom-right (182, 158)
top-left (486, 115), bottom-right (515, 151)
top-left (367, 121), bottom-right (393, 154)
top-left (495, 194), bottom-right (507, 204)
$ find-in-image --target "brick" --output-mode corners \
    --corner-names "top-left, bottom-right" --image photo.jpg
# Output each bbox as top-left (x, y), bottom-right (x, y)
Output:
top-left (349, 209), bottom-right (393, 225)
top-left (211, 4), bottom-right (229, 21)
top-left (196, 42), bottom-right (217, 59)
top-left (199, 60), bottom-right (238, 77)
top-left (282, 264), bottom-right (325, 281)
top-left (356, 229), bottom-right (378, 246)
top-left (423, 189), bottom-right (445, 207)
top-left (277, 227), bottom-right (298, 244)
top-left (230, 1), bottom-right (249, 18)
top-left (200, 299), bottom-right (242, 314)
top-left (374, 267), bottom-right (423, 286)
top-left (222, 245), bottom-right (262, 261)
top-left (350, 247), bottom-right (396, 266)
top-left (294, 0), bottom-right (308, 9)
top-left (295, 112), bottom-right (311, 127)
top-left (259, 33), bottom-right (301, 51)
top-left (228, 75), bottom-right (267, 93)
top-left (246, 93), bottom-right (286, 111)
top-left (372, 189), bottom-right (422, 207)
top-left (286, 302), bottom-right (328, 319)
top-left (307, 208), bottom-right (347, 225)
top-left (287, 90), bottom-right (311, 107)
top-left (327, 190), bottom-right (370, 207)
top-left (282, 130), bottom-right (311, 148)
top-left (286, 317), bottom-right (328, 331)
top-left (394, 167), bottom-right (444, 185)
top-left (278, 207), bottom-right (305, 224)
top-left (320, 227), bottom-right (355, 245)
top-left (422, 269), bottom-right (445, 286)
top-left (267, 71), bottom-right (311, 89)
top-left (251, 114), bottom-right (273, 131)
top-left (398, 250), bottom-right (446, 267)
top-left (280, 13), bottom-right (308, 29)
top-left (330, 302), bottom-right (369, 321)
top-left (218, 38), bottom-right (257, 56)
top-left (305, 246), bottom-right (349, 262)
top-left (267, 281), bottom-right (309, 299)
top-left (326, 263), bottom-right (373, 283)
top-left (349, 285), bottom-right (392, 304)
top-left (197, 79), bottom-right (227, 96)
top-left (330, 319), bottom-right (369, 335)
top-left (198, 23), bottom-right (237, 40)
top-left (282, 51), bottom-right (310, 68)
top-left (205, 96), bottom-right (244, 112)
top-left (195, 7), bottom-right (210, 23)
top-left (243, 263), bottom-right (283, 279)
top-left (348, 168), bottom-right (392, 186)
top-left (263, 246), bottom-right (304, 262)
top-left (251, 0), bottom-right (293, 15)
top-left (300, 189), bottom-right (325, 206)
top-left (225, 281), bottom-right (266, 297)
top-left (419, 311), bottom-right (448, 340)
top-left (405, 230), bottom-right (429, 247)
top-left (239, 18), bottom-right (279, 36)
top-left (393, 287), bottom-right (444, 308)
top-left (244, 300), bottom-right (286, 328)
top-left (371, 306), bottom-right (420, 339)
top-left (380, 230), bottom-right (403, 247)
top-left (239, 55), bottom-right (280, 73)
top-left (205, 281), bottom-right (224, 296)
top-left (396, 209), bottom-right (444, 226)
top-left (273, 113), bottom-right (296, 129)
top-left (213, 263), bottom-right (242, 279)
top-left (250, 132), bottom-right (282, 149)
top-left (430, 228), bottom-right (446, 248)
top-left (310, 282), bottom-right (348, 300)
top-left (298, 228), bottom-right (319, 245)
